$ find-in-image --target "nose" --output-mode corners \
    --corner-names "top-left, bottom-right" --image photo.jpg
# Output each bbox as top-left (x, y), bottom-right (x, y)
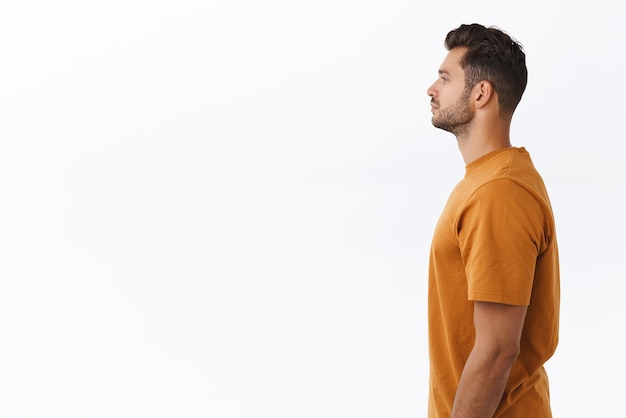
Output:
top-left (427, 82), bottom-right (437, 98)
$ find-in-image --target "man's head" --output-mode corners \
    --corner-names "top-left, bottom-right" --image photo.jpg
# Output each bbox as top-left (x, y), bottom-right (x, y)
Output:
top-left (445, 23), bottom-right (527, 116)
top-left (427, 24), bottom-right (527, 135)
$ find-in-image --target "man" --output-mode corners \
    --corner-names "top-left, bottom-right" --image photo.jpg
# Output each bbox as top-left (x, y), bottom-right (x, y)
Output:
top-left (426, 24), bottom-right (560, 417)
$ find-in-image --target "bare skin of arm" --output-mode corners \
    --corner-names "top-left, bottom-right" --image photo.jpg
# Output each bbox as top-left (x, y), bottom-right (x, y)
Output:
top-left (450, 301), bottom-right (528, 418)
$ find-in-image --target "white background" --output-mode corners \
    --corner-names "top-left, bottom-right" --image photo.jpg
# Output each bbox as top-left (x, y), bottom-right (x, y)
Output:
top-left (1, 1), bottom-right (624, 416)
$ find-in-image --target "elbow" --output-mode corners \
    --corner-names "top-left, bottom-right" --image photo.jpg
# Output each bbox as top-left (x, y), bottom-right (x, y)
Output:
top-left (495, 343), bottom-right (521, 367)
top-left (478, 340), bottom-right (521, 368)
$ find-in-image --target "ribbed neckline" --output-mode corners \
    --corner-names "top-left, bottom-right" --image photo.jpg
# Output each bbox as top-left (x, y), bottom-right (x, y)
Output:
top-left (465, 147), bottom-right (527, 174)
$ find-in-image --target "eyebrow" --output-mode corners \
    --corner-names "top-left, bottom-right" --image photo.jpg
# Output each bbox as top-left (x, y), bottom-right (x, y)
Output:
top-left (438, 69), bottom-right (450, 75)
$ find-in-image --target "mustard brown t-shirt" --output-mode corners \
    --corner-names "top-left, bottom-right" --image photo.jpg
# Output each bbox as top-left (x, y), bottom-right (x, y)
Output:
top-left (428, 147), bottom-right (560, 417)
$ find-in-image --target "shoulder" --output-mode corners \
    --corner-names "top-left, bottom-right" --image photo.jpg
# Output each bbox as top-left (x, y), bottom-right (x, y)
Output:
top-left (457, 178), bottom-right (554, 253)
top-left (462, 178), bottom-right (550, 224)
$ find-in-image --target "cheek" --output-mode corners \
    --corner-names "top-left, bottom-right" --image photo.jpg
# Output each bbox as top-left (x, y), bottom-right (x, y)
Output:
top-left (440, 86), bottom-right (463, 105)
top-left (438, 90), bottom-right (452, 106)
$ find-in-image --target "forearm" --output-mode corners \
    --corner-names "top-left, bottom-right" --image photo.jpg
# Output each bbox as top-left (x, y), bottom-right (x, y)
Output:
top-left (450, 348), bottom-right (517, 418)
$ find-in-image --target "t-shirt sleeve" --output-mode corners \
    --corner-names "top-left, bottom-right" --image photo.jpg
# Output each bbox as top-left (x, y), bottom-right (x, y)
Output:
top-left (457, 179), bottom-right (549, 306)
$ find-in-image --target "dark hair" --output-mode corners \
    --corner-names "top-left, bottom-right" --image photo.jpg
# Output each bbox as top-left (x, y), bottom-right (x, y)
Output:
top-left (445, 23), bottom-right (527, 116)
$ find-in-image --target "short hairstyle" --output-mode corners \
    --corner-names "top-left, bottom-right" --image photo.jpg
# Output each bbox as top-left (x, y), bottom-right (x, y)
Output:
top-left (445, 23), bottom-right (528, 116)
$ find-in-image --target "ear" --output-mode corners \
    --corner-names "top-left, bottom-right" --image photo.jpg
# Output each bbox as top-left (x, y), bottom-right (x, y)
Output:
top-left (473, 80), bottom-right (495, 109)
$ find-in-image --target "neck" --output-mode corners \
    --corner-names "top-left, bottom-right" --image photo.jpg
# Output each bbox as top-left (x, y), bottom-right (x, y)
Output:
top-left (456, 115), bottom-right (512, 165)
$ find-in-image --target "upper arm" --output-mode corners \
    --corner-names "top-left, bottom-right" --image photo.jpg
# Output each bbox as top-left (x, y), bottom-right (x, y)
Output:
top-left (473, 301), bottom-right (528, 356)
top-left (459, 180), bottom-right (548, 306)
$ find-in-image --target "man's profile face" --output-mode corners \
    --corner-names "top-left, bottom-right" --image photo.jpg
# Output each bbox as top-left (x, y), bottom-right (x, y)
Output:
top-left (427, 47), bottom-right (474, 135)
